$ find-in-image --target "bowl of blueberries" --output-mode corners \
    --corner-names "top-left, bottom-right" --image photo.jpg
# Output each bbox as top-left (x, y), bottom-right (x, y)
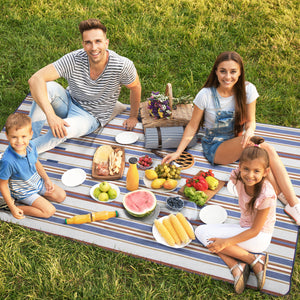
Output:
top-left (166, 196), bottom-right (184, 211)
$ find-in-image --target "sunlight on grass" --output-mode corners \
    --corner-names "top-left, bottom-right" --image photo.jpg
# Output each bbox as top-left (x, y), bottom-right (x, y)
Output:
top-left (0, 0), bottom-right (299, 298)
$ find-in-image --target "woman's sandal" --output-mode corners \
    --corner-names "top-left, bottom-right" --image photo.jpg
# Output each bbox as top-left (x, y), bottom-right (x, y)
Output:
top-left (230, 263), bottom-right (250, 294)
top-left (250, 253), bottom-right (269, 290)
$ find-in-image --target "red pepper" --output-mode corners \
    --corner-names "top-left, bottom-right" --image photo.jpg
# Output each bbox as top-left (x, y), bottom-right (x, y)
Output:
top-left (185, 175), bottom-right (208, 191)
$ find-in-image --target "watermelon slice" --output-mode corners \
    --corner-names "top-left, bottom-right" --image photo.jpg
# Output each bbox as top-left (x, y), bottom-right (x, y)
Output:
top-left (123, 190), bottom-right (157, 218)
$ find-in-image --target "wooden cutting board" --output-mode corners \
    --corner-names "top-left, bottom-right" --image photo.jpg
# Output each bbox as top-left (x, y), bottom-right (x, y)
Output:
top-left (92, 146), bottom-right (125, 180)
top-left (178, 170), bottom-right (226, 203)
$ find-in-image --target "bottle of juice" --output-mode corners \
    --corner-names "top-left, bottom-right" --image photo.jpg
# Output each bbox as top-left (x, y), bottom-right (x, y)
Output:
top-left (91, 211), bottom-right (118, 222)
top-left (65, 213), bottom-right (92, 224)
top-left (126, 157), bottom-right (139, 191)
top-left (65, 210), bottom-right (118, 224)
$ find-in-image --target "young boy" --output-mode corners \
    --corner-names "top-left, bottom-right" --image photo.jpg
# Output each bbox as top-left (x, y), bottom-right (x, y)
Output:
top-left (0, 113), bottom-right (66, 219)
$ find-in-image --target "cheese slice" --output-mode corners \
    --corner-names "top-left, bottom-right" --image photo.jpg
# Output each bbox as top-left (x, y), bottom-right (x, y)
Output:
top-left (93, 145), bottom-right (114, 163)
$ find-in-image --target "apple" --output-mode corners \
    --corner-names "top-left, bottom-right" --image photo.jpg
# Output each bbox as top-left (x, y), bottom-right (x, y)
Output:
top-left (108, 188), bottom-right (118, 199)
top-left (99, 181), bottom-right (111, 192)
top-left (98, 192), bottom-right (109, 202)
top-left (93, 187), bottom-right (101, 199)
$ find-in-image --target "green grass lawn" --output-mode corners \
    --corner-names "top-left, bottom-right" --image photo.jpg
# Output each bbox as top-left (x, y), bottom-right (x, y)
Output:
top-left (0, 0), bottom-right (299, 298)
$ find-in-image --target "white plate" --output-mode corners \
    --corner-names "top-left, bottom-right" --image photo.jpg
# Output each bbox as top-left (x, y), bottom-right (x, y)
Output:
top-left (152, 215), bottom-right (192, 248)
top-left (227, 180), bottom-right (238, 197)
top-left (90, 182), bottom-right (120, 202)
top-left (199, 205), bottom-right (227, 224)
top-left (115, 132), bottom-right (139, 145)
top-left (61, 168), bottom-right (86, 187)
top-left (143, 176), bottom-right (184, 192)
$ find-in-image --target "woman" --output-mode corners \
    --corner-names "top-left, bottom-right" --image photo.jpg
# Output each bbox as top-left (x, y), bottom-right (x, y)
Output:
top-left (162, 51), bottom-right (300, 225)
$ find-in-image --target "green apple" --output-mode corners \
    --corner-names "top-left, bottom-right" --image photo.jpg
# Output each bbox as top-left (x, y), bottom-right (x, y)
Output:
top-left (99, 181), bottom-right (111, 192)
top-left (98, 192), bottom-right (109, 202)
top-left (107, 188), bottom-right (118, 199)
top-left (93, 187), bottom-right (101, 199)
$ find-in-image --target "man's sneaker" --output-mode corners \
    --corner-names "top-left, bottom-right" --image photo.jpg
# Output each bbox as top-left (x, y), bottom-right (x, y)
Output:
top-left (0, 198), bottom-right (10, 211)
top-left (284, 204), bottom-right (300, 226)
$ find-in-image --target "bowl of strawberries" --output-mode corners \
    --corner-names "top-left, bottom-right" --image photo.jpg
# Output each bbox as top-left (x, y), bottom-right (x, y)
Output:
top-left (138, 155), bottom-right (153, 170)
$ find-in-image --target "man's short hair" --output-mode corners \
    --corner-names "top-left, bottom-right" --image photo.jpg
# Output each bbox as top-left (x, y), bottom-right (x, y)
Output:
top-left (5, 113), bottom-right (32, 134)
top-left (79, 19), bottom-right (107, 36)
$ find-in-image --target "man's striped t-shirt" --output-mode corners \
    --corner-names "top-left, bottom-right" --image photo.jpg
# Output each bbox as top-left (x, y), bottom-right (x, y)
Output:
top-left (53, 49), bottom-right (137, 126)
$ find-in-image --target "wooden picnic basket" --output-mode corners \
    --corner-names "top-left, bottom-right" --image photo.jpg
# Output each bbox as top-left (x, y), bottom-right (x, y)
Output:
top-left (140, 83), bottom-right (197, 150)
top-left (139, 83), bottom-right (193, 129)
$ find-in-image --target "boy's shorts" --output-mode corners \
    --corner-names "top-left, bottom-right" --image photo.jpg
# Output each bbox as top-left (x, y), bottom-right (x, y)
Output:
top-left (17, 183), bottom-right (47, 206)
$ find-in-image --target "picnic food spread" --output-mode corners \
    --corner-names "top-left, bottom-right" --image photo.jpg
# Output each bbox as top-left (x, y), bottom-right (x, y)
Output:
top-left (78, 139), bottom-right (223, 248)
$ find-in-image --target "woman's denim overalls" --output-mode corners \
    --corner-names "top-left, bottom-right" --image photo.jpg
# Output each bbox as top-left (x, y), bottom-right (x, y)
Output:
top-left (201, 87), bottom-right (235, 165)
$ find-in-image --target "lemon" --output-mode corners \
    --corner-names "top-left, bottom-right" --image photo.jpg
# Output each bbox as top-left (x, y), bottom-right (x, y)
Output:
top-left (145, 169), bottom-right (158, 180)
top-left (151, 178), bottom-right (166, 189)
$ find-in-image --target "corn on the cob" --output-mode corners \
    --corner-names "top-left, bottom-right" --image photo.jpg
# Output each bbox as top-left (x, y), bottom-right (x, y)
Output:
top-left (163, 217), bottom-right (181, 245)
top-left (176, 213), bottom-right (195, 240)
top-left (205, 176), bottom-right (219, 190)
top-left (169, 214), bottom-right (189, 244)
top-left (154, 219), bottom-right (175, 246)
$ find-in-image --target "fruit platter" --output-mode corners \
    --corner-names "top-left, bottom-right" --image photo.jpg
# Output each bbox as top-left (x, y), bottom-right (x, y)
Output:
top-left (152, 213), bottom-right (195, 248)
top-left (90, 181), bottom-right (120, 202)
top-left (143, 163), bottom-right (184, 191)
top-left (92, 145), bottom-right (125, 180)
top-left (178, 170), bottom-right (226, 206)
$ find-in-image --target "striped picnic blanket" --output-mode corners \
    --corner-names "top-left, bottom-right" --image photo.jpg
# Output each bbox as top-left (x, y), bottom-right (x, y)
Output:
top-left (0, 95), bottom-right (299, 296)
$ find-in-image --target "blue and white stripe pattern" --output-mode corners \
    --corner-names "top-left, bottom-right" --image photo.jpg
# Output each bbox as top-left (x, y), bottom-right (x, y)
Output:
top-left (0, 95), bottom-right (299, 296)
top-left (53, 49), bottom-right (137, 126)
top-left (10, 172), bottom-right (43, 200)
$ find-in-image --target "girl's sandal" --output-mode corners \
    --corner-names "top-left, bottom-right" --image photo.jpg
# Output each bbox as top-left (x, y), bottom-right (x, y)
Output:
top-left (250, 253), bottom-right (269, 290)
top-left (230, 263), bottom-right (250, 294)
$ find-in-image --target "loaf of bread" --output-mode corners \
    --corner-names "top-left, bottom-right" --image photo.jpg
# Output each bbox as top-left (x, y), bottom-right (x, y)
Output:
top-left (93, 145), bottom-right (114, 164)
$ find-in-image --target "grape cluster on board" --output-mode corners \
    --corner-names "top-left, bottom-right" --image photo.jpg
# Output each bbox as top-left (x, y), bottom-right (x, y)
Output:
top-left (154, 163), bottom-right (181, 179)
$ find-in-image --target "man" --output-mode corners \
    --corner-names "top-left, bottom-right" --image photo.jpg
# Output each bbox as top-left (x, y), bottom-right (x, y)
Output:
top-left (28, 18), bottom-right (141, 154)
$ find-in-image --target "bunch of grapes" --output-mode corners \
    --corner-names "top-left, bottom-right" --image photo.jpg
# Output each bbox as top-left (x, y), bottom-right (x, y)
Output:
top-left (154, 163), bottom-right (181, 179)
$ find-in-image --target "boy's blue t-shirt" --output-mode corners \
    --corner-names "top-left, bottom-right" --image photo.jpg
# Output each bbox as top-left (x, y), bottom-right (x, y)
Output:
top-left (0, 141), bottom-right (43, 200)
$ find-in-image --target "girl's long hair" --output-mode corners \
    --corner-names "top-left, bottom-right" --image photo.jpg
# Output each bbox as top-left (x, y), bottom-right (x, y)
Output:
top-left (201, 51), bottom-right (247, 136)
top-left (236, 136), bottom-right (269, 211)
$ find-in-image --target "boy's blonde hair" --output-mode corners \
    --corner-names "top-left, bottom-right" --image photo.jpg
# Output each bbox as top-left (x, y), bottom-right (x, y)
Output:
top-left (5, 113), bottom-right (32, 134)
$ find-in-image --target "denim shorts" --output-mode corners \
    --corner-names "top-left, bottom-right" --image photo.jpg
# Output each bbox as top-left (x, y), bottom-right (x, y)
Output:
top-left (201, 131), bottom-right (234, 165)
top-left (17, 182), bottom-right (47, 206)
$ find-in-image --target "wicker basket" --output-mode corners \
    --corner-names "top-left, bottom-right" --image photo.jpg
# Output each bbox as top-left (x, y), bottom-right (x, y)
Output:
top-left (140, 83), bottom-right (193, 129)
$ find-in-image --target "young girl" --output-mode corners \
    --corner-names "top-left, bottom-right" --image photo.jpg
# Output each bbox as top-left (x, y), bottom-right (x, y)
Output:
top-left (195, 136), bottom-right (276, 294)
top-left (162, 51), bottom-right (300, 225)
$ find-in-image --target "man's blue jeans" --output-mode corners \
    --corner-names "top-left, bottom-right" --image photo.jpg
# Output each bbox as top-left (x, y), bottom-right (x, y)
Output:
top-left (30, 81), bottom-right (99, 154)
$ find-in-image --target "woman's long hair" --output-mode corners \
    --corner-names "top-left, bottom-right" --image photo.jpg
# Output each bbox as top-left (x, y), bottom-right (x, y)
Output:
top-left (201, 51), bottom-right (247, 136)
top-left (236, 136), bottom-right (270, 212)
